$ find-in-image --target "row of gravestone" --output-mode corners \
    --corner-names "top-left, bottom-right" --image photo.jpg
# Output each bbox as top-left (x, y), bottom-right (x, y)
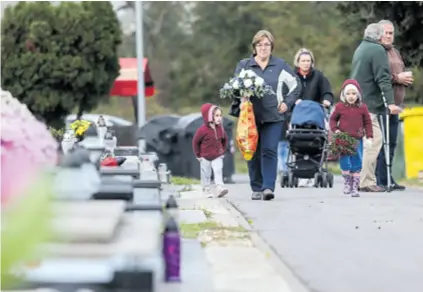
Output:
top-left (7, 132), bottom-right (181, 292)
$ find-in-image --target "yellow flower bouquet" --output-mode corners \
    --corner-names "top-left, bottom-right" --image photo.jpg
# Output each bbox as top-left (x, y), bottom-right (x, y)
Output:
top-left (69, 119), bottom-right (92, 141)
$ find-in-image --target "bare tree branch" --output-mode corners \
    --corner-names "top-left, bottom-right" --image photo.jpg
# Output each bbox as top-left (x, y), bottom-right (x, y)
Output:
top-left (151, 9), bottom-right (167, 36)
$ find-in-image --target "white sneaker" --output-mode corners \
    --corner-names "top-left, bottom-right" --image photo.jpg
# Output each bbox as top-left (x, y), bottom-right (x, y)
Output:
top-left (203, 187), bottom-right (213, 198)
top-left (216, 185), bottom-right (228, 198)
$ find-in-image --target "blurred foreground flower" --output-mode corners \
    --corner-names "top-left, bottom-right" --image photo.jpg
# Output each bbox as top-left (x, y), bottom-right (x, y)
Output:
top-left (1, 89), bottom-right (58, 205)
top-left (1, 173), bottom-right (54, 287)
top-left (1, 89), bottom-right (58, 288)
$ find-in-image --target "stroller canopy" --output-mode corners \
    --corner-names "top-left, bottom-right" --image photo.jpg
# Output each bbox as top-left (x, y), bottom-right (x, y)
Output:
top-left (291, 100), bottom-right (326, 129)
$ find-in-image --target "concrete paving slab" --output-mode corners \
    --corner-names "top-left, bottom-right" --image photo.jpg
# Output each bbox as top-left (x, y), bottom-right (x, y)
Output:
top-left (158, 239), bottom-right (214, 292)
top-left (179, 190), bottom-right (206, 200)
top-left (179, 210), bottom-right (208, 224)
top-left (205, 245), bottom-right (293, 292)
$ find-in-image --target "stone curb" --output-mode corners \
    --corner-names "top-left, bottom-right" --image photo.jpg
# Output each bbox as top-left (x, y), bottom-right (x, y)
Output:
top-left (219, 198), bottom-right (312, 292)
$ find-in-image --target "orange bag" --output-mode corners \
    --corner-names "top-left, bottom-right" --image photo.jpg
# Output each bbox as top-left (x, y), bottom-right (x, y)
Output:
top-left (236, 100), bottom-right (258, 161)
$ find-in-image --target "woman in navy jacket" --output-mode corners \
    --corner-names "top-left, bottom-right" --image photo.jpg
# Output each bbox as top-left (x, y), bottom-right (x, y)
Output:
top-left (232, 30), bottom-right (301, 201)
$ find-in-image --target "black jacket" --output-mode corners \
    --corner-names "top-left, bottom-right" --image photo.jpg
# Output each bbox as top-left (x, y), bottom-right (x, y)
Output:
top-left (296, 68), bottom-right (334, 104)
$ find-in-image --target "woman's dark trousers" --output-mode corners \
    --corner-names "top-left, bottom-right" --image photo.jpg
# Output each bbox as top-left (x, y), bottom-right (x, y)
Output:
top-left (248, 121), bottom-right (283, 192)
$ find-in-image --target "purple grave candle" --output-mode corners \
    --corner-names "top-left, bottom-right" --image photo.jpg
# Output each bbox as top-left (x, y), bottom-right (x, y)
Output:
top-left (163, 216), bottom-right (181, 282)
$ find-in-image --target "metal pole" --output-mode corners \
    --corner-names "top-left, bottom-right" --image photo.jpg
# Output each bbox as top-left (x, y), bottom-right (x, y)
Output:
top-left (135, 1), bottom-right (146, 153)
top-left (380, 92), bottom-right (392, 192)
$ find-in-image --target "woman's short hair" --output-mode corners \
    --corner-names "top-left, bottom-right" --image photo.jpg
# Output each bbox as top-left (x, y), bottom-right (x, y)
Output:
top-left (252, 30), bottom-right (275, 55)
top-left (294, 48), bottom-right (315, 68)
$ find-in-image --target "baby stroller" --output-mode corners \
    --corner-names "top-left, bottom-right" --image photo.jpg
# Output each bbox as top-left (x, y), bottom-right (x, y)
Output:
top-left (281, 100), bottom-right (334, 188)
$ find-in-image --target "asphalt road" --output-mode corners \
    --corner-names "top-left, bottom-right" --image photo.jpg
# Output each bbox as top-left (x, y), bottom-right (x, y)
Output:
top-left (226, 175), bottom-right (423, 292)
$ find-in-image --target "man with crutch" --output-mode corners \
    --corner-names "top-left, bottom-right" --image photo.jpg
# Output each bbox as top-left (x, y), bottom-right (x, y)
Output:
top-left (350, 23), bottom-right (403, 193)
top-left (376, 20), bottom-right (414, 191)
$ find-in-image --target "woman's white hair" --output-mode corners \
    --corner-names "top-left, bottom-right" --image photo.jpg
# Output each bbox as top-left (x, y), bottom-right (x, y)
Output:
top-left (364, 23), bottom-right (384, 41)
top-left (293, 48), bottom-right (315, 68)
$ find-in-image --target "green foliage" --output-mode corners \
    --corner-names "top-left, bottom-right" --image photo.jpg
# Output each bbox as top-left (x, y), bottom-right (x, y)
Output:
top-left (329, 131), bottom-right (359, 157)
top-left (49, 127), bottom-right (65, 141)
top-left (171, 176), bottom-right (200, 185)
top-left (405, 68), bottom-right (423, 105)
top-left (161, 2), bottom-right (264, 108)
top-left (1, 172), bottom-right (54, 288)
top-left (1, 2), bottom-right (121, 127)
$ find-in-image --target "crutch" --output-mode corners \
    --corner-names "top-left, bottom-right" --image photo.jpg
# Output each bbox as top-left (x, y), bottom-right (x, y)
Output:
top-left (378, 92), bottom-right (392, 192)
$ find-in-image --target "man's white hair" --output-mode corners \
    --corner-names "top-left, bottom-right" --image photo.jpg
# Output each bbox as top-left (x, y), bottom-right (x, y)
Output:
top-left (378, 19), bottom-right (394, 27)
top-left (364, 23), bottom-right (384, 41)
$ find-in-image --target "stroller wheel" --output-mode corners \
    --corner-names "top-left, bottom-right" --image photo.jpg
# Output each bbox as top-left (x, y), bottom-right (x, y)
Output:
top-left (294, 177), bottom-right (299, 188)
top-left (320, 172), bottom-right (328, 188)
top-left (280, 173), bottom-right (288, 188)
top-left (282, 172), bottom-right (289, 188)
top-left (288, 172), bottom-right (294, 188)
top-left (328, 173), bottom-right (334, 188)
top-left (314, 173), bottom-right (320, 188)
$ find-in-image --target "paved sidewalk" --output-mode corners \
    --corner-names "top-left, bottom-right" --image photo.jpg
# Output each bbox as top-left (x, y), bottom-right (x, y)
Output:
top-left (175, 185), bottom-right (299, 292)
top-left (224, 179), bottom-right (423, 292)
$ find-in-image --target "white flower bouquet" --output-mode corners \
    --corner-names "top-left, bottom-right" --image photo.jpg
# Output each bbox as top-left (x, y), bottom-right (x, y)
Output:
top-left (220, 69), bottom-right (275, 100)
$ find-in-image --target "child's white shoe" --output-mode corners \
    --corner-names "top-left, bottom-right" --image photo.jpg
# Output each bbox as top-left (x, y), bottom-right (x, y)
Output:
top-left (203, 187), bottom-right (214, 198)
top-left (216, 185), bottom-right (228, 198)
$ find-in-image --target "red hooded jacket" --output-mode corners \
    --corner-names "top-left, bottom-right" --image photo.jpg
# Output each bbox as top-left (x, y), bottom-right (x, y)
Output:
top-left (192, 103), bottom-right (228, 161)
top-left (329, 79), bottom-right (373, 139)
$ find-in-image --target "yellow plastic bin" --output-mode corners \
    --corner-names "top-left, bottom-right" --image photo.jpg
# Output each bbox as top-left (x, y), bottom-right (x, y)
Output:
top-left (399, 107), bottom-right (423, 179)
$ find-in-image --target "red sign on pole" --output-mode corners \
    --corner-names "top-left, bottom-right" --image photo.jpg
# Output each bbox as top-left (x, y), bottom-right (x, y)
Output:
top-left (110, 58), bottom-right (155, 97)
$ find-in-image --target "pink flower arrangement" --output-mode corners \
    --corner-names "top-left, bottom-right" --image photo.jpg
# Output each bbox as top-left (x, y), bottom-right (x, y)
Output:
top-left (1, 89), bottom-right (58, 206)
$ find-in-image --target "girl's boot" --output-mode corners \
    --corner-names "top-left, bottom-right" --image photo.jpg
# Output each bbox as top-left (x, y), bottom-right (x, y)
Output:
top-left (350, 176), bottom-right (360, 197)
top-left (342, 173), bottom-right (352, 195)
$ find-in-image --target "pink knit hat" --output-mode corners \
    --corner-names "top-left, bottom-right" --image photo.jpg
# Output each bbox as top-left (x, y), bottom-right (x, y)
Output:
top-left (340, 79), bottom-right (362, 102)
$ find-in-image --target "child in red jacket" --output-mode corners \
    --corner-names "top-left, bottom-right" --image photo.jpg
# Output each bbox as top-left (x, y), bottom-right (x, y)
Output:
top-left (329, 79), bottom-right (373, 197)
top-left (192, 103), bottom-right (228, 198)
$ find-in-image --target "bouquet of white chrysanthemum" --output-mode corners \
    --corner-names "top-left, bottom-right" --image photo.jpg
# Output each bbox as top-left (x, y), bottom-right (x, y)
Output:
top-left (220, 69), bottom-right (275, 100)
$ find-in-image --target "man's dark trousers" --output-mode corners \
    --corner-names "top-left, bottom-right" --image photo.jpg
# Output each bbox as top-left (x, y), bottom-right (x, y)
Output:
top-left (376, 114), bottom-right (399, 186)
